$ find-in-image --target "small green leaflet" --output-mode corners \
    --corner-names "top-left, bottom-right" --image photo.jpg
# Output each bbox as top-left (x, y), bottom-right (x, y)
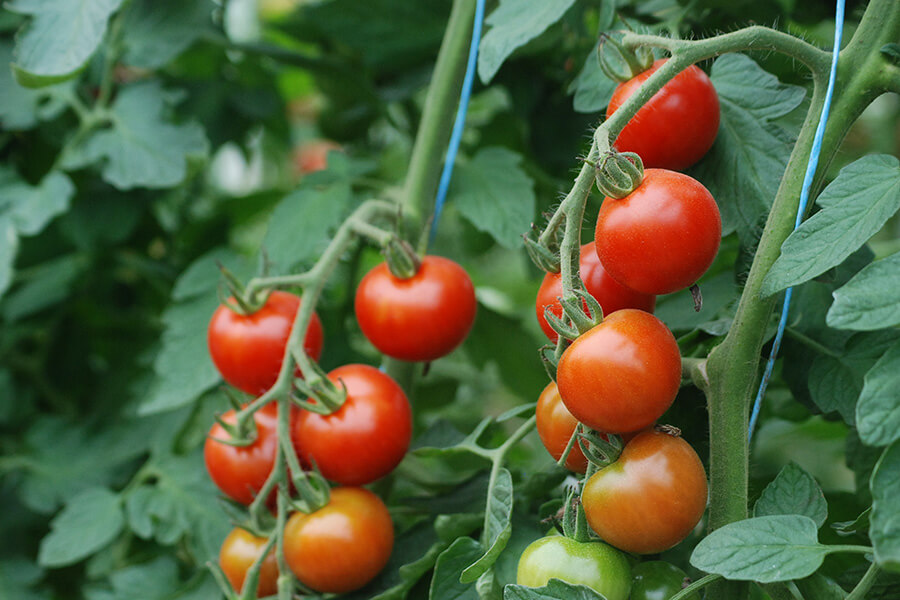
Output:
top-left (449, 147), bottom-right (535, 249)
top-left (871, 440), bottom-right (900, 571)
top-left (478, 0), bottom-right (576, 83)
top-left (0, 559), bottom-right (44, 600)
top-left (503, 579), bottom-right (608, 600)
top-left (762, 154), bottom-right (900, 296)
top-left (828, 251), bottom-right (900, 331)
top-left (691, 53), bottom-right (806, 242)
top-left (568, 42), bottom-right (616, 114)
top-left (120, 0), bottom-right (215, 70)
top-left (856, 339), bottom-right (900, 447)
top-left (461, 468), bottom-right (514, 582)
top-left (691, 515), bottom-right (828, 582)
top-left (61, 81), bottom-right (209, 190)
top-left (430, 537), bottom-right (483, 600)
top-left (0, 42), bottom-right (70, 129)
top-left (81, 556), bottom-right (219, 600)
top-left (753, 463), bottom-right (827, 528)
top-left (7, 0), bottom-right (124, 88)
top-left (38, 487), bottom-right (124, 567)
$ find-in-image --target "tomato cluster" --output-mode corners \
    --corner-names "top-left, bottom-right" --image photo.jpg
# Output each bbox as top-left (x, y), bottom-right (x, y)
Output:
top-left (204, 253), bottom-right (476, 596)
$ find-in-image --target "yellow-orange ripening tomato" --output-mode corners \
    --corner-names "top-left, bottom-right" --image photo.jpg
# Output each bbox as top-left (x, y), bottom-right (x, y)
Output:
top-left (283, 487), bottom-right (394, 594)
top-left (536, 381), bottom-right (589, 472)
top-left (219, 527), bottom-right (279, 597)
top-left (582, 429), bottom-right (708, 554)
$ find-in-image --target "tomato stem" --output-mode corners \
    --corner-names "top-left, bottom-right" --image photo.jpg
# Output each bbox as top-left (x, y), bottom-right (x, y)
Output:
top-left (846, 561), bottom-right (881, 600)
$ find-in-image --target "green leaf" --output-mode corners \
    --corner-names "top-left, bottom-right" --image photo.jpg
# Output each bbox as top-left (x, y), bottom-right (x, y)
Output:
top-left (568, 43), bottom-right (616, 114)
top-left (449, 147), bottom-right (535, 249)
top-left (753, 463), bottom-right (827, 528)
top-left (856, 340), bottom-right (900, 447)
top-left (0, 42), bottom-right (70, 129)
top-left (762, 154), bottom-right (900, 296)
top-left (38, 487), bottom-right (124, 567)
top-left (827, 251), bottom-right (900, 331)
top-left (503, 579), bottom-right (609, 600)
top-left (461, 468), bottom-right (514, 582)
top-left (794, 573), bottom-right (848, 600)
top-left (62, 81), bottom-right (209, 190)
top-left (430, 537), bottom-right (483, 600)
top-left (691, 54), bottom-right (805, 240)
top-left (82, 556), bottom-right (219, 600)
top-left (882, 43), bottom-right (900, 61)
top-left (690, 515), bottom-right (828, 582)
top-left (120, 0), bottom-right (214, 69)
top-left (2, 254), bottom-right (87, 322)
top-left (0, 558), bottom-right (44, 600)
top-left (808, 330), bottom-right (900, 425)
top-left (124, 450), bottom-right (230, 560)
top-left (832, 508), bottom-right (871, 537)
top-left (478, 0), bottom-right (576, 83)
top-left (7, 0), bottom-right (124, 88)
top-left (871, 441), bottom-right (900, 571)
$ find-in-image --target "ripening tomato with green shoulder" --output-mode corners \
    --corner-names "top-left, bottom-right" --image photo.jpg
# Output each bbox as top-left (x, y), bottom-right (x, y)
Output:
top-left (594, 169), bottom-right (721, 296)
top-left (516, 535), bottom-right (632, 600)
top-left (219, 527), bottom-right (279, 597)
top-left (581, 429), bottom-right (708, 554)
top-left (208, 291), bottom-right (324, 395)
top-left (607, 59), bottom-right (719, 171)
top-left (555, 309), bottom-right (681, 434)
top-left (535, 242), bottom-right (656, 342)
top-left (355, 255), bottom-right (477, 361)
top-left (631, 561), bottom-right (699, 600)
top-left (284, 487), bottom-right (393, 594)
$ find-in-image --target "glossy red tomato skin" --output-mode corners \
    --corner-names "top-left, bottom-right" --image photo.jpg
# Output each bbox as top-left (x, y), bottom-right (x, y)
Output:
top-left (594, 169), bottom-right (721, 295)
top-left (204, 403), bottom-right (282, 505)
top-left (607, 59), bottom-right (719, 171)
top-left (354, 256), bottom-right (477, 361)
top-left (536, 242), bottom-right (656, 342)
top-left (208, 291), bottom-right (324, 395)
top-left (284, 487), bottom-right (394, 593)
top-left (556, 309), bottom-right (681, 434)
top-left (582, 430), bottom-right (708, 554)
top-left (219, 527), bottom-right (279, 596)
top-left (293, 364), bottom-right (412, 485)
top-left (536, 382), bottom-right (589, 472)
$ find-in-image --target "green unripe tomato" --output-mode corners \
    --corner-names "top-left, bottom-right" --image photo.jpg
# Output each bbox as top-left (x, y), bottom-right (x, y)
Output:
top-left (631, 561), bottom-right (699, 600)
top-left (516, 536), bottom-right (631, 600)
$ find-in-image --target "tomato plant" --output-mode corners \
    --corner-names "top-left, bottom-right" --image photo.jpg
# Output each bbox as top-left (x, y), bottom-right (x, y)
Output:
top-left (219, 527), bottom-right (279, 597)
top-left (582, 430), bottom-right (708, 554)
top-left (516, 535), bottom-right (632, 600)
top-left (208, 291), bottom-right (324, 395)
top-left (292, 364), bottom-right (412, 485)
top-left (630, 561), bottom-right (699, 600)
top-left (594, 169), bottom-right (722, 295)
top-left (355, 255), bottom-right (477, 361)
top-left (556, 309), bottom-right (681, 433)
top-left (535, 381), bottom-right (588, 472)
top-left (535, 242), bottom-right (656, 342)
top-left (283, 487), bottom-right (394, 594)
top-left (607, 59), bottom-right (720, 171)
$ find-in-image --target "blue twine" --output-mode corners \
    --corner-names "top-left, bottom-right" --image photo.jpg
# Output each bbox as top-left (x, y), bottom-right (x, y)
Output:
top-left (748, 0), bottom-right (846, 441)
top-left (429, 0), bottom-right (486, 243)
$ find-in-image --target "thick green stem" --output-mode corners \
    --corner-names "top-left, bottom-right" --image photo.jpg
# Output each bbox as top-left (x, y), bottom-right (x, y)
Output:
top-left (846, 562), bottom-right (880, 600)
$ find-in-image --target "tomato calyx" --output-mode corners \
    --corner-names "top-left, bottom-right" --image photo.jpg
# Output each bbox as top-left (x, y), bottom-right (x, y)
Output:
top-left (215, 261), bottom-right (271, 316)
top-left (544, 287), bottom-right (606, 341)
top-left (290, 360), bottom-right (347, 414)
top-left (578, 429), bottom-right (625, 469)
top-left (598, 32), bottom-right (654, 83)
top-left (524, 224), bottom-right (561, 273)
top-left (288, 469), bottom-right (331, 515)
top-left (591, 151), bottom-right (645, 199)
top-left (383, 236), bottom-right (422, 279)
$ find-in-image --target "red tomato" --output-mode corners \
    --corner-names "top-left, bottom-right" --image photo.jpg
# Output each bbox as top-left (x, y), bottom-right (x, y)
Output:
top-left (208, 291), bottom-right (324, 396)
top-left (556, 309), bottom-right (681, 434)
top-left (354, 256), bottom-right (477, 361)
top-left (581, 430), bottom-right (708, 554)
top-left (284, 487), bottom-right (394, 593)
top-left (594, 169), bottom-right (721, 295)
top-left (292, 139), bottom-right (341, 176)
top-left (607, 59), bottom-right (719, 171)
top-left (535, 242), bottom-right (656, 342)
top-left (293, 364), bottom-right (412, 485)
top-left (536, 382), bottom-right (588, 472)
top-left (204, 403), bottom-right (284, 505)
top-left (219, 527), bottom-right (279, 596)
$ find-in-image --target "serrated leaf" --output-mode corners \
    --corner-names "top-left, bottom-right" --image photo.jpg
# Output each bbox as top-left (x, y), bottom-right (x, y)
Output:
top-left (461, 468), bottom-right (514, 582)
top-left (762, 154), bottom-right (900, 296)
top-left (871, 441), bottom-right (900, 572)
top-left (120, 0), bottom-right (214, 69)
top-left (691, 54), bottom-right (806, 241)
top-left (568, 43), bottom-right (616, 114)
top-left (62, 81), bottom-right (209, 189)
top-left (38, 487), bottom-right (124, 567)
top-left (430, 537), bottom-right (483, 600)
top-left (690, 515), bottom-right (827, 582)
top-left (0, 42), bottom-right (69, 129)
top-left (827, 251), bottom-right (900, 331)
top-left (753, 463), bottom-right (827, 528)
top-left (449, 147), bottom-right (535, 248)
top-left (7, 0), bottom-right (124, 87)
top-left (503, 579), bottom-right (609, 600)
top-left (478, 0), bottom-right (576, 83)
top-left (81, 556), bottom-right (219, 600)
top-left (856, 340), bottom-right (900, 447)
